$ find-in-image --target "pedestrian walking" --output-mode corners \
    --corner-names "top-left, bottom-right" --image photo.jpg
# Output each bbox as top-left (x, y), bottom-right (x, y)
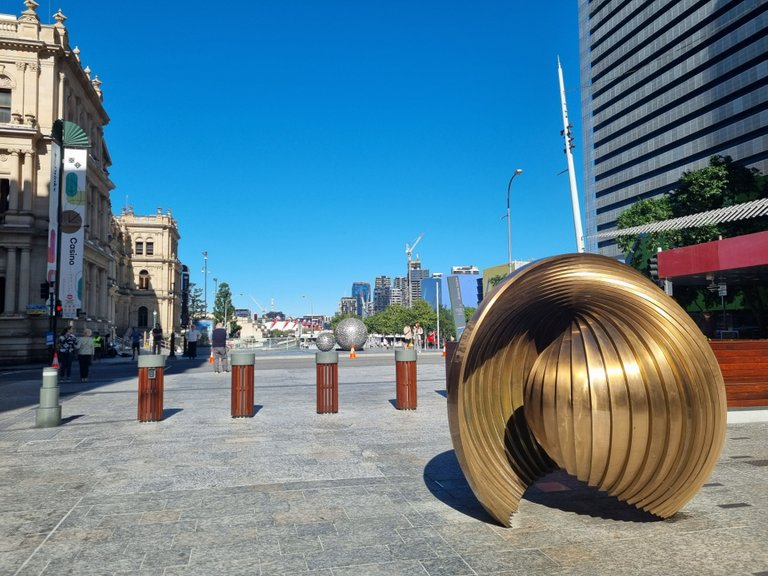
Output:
top-left (211, 322), bottom-right (230, 373)
top-left (77, 328), bottom-right (95, 382)
top-left (93, 331), bottom-right (103, 362)
top-left (414, 322), bottom-right (424, 352)
top-left (57, 326), bottom-right (78, 382)
top-left (403, 324), bottom-right (413, 348)
top-left (186, 324), bottom-right (200, 359)
top-left (130, 327), bottom-right (141, 360)
top-left (151, 323), bottom-right (163, 355)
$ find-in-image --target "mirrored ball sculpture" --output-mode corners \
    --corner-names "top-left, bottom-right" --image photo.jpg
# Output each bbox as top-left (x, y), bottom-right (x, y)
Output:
top-left (447, 253), bottom-right (727, 526)
top-left (334, 318), bottom-right (367, 351)
top-left (315, 330), bottom-right (336, 352)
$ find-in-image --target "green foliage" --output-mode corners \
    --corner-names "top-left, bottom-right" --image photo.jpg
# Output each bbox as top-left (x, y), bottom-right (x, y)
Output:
top-left (487, 275), bottom-right (505, 289)
top-left (188, 284), bottom-right (206, 321)
top-left (212, 282), bottom-right (234, 326)
top-left (616, 155), bottom-right (768, 334)
top-left (618, 156), bottom-right (767, 269)
top-left (361, 300), bottom-right (474, 342)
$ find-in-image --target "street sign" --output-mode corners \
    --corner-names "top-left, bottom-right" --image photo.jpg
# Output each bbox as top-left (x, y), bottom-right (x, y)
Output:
top-left (718, 283), bottom-right (727, 297)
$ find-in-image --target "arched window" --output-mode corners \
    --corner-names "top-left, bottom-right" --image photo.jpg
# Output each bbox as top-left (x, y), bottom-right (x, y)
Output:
top-left (135, 240), bottom-right (144, 255)
top-left (139, 270), bottom-right (149, 290)
top-left (146, 240), bottom-right (154, 256)
top-left (138, 306), bottom-right (148, 327)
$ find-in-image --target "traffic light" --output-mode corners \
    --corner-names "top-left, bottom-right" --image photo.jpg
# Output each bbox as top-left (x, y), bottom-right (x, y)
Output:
top-left (40, 282), bottom-right (50, 300)
top-left (55, 300), bottom-right (63, 317)
top-left (648, 255), bottom-right (659, 280)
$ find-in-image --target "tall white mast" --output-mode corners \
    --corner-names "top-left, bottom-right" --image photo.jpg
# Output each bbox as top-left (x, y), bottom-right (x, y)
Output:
top-left (558, 56), bottom-right (586, 253)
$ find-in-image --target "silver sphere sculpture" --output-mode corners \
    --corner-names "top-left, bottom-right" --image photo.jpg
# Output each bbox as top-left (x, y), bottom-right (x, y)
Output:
top-left (334, 318), bottom-right (367, 351)
top-left (315, 330), bottom-right (336, 352)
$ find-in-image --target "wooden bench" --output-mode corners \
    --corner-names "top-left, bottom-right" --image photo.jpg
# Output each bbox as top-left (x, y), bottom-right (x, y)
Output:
top-left (709, 340), bottom-right (768, 408)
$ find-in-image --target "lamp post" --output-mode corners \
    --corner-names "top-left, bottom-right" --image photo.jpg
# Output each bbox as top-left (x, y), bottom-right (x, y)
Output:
top-left (436, 279), bottom-right (441, 350)
top-left (506, 168), bottom-right (523, 274)
top-left (202, 251), bottom-right (208, 317)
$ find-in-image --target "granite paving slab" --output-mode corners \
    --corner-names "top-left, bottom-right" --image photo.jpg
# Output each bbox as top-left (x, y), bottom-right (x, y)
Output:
top-left (0, 353), bottom-right (766, 575)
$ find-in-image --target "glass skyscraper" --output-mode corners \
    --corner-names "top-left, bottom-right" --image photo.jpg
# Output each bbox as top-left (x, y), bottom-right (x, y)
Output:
top-left (578, 0), bottom-right (768, 256)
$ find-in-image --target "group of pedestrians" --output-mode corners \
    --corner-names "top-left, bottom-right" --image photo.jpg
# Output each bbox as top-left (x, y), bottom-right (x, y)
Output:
top-left (403, 322), bottom-right (425, 351)
top-left (56, 326), bottom-right (96, 382)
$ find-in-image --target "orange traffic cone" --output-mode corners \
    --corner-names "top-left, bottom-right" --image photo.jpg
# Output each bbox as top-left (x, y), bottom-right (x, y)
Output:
top-left (349, 345), bottom-right (357, 359)
top-left (442, 343), bottom-right (446, 357)
top-left (209, 349), bottom-right (214, 363)
top-left (51, 353), bottom-right (60, 369)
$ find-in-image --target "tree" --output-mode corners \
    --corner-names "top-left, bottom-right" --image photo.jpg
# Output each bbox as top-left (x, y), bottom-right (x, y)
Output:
top-left (187, 283), bottom-right (206, 321)
top-left (616, 155), bottom-right (768, 334)
top-left (213, 282), bottom-right (234, 327)
top-left (618, 156), bottom-right (767, 271)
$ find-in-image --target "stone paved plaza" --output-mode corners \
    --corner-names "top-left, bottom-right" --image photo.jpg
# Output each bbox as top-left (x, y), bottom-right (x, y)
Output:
top-left (0, 351), bottom-right (767, 575)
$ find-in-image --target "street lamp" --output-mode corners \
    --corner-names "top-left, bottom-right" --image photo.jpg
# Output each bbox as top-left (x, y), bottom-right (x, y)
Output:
top-left (436, 279), bottom-right (441, 351)
top-left (506, 168), bottom-right (523, 274)
top-left (202, 251), bottom-right (208, 316)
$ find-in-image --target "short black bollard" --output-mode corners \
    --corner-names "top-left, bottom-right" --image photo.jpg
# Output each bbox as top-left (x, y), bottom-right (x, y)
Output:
top-left (230, 352), bottom-right (255, 418)
top-left (36, 367), bottom-right (62, 427)
top-left (316, 351), bottom-right (338, 414)
top-left (395, 348), bottom-right (417, 410)
top-left (138, 355), bottom-right (165, 422)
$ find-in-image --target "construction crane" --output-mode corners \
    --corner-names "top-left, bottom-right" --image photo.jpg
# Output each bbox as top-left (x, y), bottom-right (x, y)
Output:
top-left (405, 233), bottom-right (424, 308)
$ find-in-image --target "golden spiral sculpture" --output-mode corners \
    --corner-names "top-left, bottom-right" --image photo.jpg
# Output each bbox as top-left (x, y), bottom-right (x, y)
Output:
top-left (446, 253), bottom-right (726, 526)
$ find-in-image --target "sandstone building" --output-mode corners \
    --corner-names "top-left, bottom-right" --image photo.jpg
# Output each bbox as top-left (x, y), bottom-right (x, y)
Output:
top-left (0, 2), bottom-right (182, 364)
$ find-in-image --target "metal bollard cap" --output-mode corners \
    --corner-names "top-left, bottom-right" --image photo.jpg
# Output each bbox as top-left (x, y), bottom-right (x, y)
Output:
top-left (138, 354), bottom-right (166, 368)
top-left (316, 351), bottom-right (339, 364)
top-left (230, 352), bottom-right (255, 366)
top-left (395, 348), bottom-right (417, 362)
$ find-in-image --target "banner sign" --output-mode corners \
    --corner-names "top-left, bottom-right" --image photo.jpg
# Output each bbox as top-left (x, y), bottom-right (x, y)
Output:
top-left (59, 148), bottom-right (87, 319)
top-left (46, 142), bottom-right (61, 285)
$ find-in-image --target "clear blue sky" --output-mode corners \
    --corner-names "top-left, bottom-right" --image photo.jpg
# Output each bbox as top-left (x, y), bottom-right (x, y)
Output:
top-left (16, 1), bottom-right (585, 317)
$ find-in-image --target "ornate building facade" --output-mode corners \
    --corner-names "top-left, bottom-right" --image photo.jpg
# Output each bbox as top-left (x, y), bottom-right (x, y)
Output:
top-left (0, 2), bottom-right (115, 363)
top-left (0, 2), bottom-right (183, 364)
top-left (113, 207), bottom-right (182, 340)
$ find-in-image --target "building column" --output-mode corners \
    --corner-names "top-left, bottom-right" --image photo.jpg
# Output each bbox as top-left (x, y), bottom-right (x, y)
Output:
top-left (18, 247), bottom-right (30, 311)
top-left (3, 247), bottom-right (17, 313)
top-left (21, 150), bottom-right (34, 211)
top-left (8, 151), bottom-right (20, 211)
top-left (100, 267), bottom-right (108, 320)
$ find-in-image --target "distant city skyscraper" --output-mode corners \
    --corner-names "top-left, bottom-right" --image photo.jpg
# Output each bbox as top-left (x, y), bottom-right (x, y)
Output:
top-left (578, 0), bottom-right (768, 257)
top-left (407, 260), bottom-right (430, 306)
top-left (339, 296), bottom-right (356, 316)
top-left (351, 282), bottom-right (371, 316)
top-left (373, 276), bottom-right (391, 312)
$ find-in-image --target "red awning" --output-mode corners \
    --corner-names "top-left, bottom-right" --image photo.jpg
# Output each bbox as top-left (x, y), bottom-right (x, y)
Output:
top-left (658, 231), bottom-right (768, 280)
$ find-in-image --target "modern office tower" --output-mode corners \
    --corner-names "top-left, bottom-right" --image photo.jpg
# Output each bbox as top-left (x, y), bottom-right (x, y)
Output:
top-left (407, 259), bottom-right (430, 306)
top-left (390, 286), bottom-right (403, 307)
top-left (578, 0), bottom-right (768, 256)
top-left (373, 275), bottom-right (391, 312)
top-left (351, 282), bottom-right (371, 317)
